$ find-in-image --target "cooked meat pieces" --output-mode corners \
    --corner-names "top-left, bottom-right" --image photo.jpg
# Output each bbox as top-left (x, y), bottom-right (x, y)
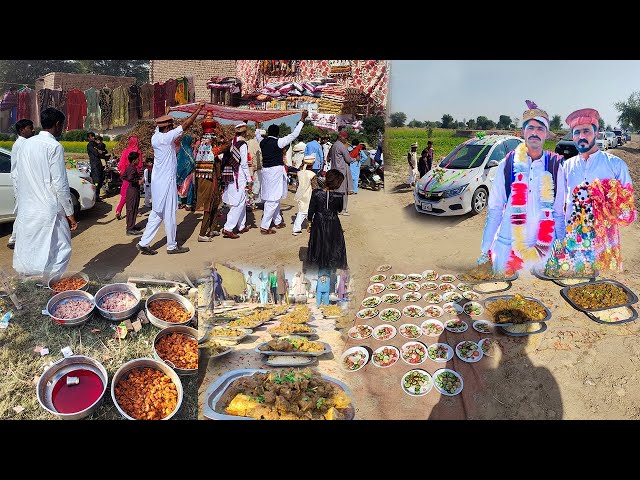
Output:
top-left (485, 294), bottom-right (547, 323)
top-left (567, 283), bottom-right (629, 309)
top-left (155, 333), bottom-right (197, 369)
top-left (259, 337), bottom-right (324, 352)
top-left (149, 299), bottom-right (191, 323)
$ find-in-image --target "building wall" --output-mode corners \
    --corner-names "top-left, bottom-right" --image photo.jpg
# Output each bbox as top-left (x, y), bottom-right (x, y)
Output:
top-left (149, 60), bottom-right (237, 102)
top-left (38, 72), bottom-right (136, 92)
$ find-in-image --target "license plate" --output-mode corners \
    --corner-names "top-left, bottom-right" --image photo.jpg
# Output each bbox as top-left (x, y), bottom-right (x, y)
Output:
top-left (372, 175), bottom-right (381, 182)
top-left (422, 203), bottom-right (432, 211)
top-left (564, 150), bottom-right (570, 154)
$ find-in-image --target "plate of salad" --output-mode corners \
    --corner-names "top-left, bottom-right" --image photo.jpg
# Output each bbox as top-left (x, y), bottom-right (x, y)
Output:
top-left (421, 282), bottom-right (439, 291)
top-left (455, 340), bottom-right (483, 363)
top-left (371, 345), bottom-right (400, 368)
top-left (443, 302), bottom-right (463, 315)
top-left (390, 273), bottom-right (407, 282)
top-left (404, 281), bottom-right (421, 292)
top-left (433, 369), bottom-right (464, 396)
top-left (443, 291), bottom-right (463, 303)
top-left (401, 369), bottom-right (433, 396)
top-left (381, 293), bottom-right (401, 305)
top-left (361, 295), bottom-right (382, 308)
top-left (463, 301), bottom-right (484, 317)
top-left (341, 346), bottom-right (369, 372)
top-left (444, 318), bottom-right (468, 333)
top-left (372, 324), bottom-right (397, 341)
top-left (378, 308), bottom-right (402, 322)
top-left (399, 324), bottom-right (422, 339)
top-left (403, 291), bottom-right (422, 302)
top-left (400, 341), bottom-right (428, 365)
top-left (422, 270), bottom-right (439, 281)
top-left (387, 281), bottom-right (404, 291)
top-left (439, 283), bottom-right (457, 293)
top-left (440, 274), bottom-right (457, 283)
top-left (421, 319), bottom-right (445, 337)
top-left (423, 305), bottom-right (444, 318)
top-left (472, 320), bottom-right (494, 334)
top-left (424, 292), bottom-right (443, 304)
top-left (356, 308), bottom-right (379, 320)
top-left (367, 283), bottom-right (386, 295)
top-left (479, 338), bottom-right (501, 357)
top-left (376, 264), bottom-right (392, 272)
top-left (348, 324), bottom-right (373, 340)
top-left (427, 342), bottom-right (453, 362)
top-left (457, 283), bottom-right (472, 292)
top-left (407, 273), bottom-right (424, 282)
top-left (463, 291), bottom-right (482, 301)
top-left (403, 305), bottom-right (424, 318)
top-left (369, 274), bottom-right (387, 283)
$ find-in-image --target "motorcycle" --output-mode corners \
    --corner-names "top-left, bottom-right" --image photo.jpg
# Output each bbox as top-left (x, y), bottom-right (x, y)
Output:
top-left (359, 162), bottom-right (384, 191)
top-left (103, 158), bottom-right (123, 194)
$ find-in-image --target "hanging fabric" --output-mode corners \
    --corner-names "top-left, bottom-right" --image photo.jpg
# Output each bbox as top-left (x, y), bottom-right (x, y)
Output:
top-left (153, 82), bottom-right (165, 118)
top-left (164, 78), bottom-right (177, 108)
top-left (140, 83), bottom-right (154, 119)
top-left (99, 87), bottom-right (113, 130)
top-left (111, 85), bottom-right (129, 128)
top-left (128, 84), bottom-right (142, 124)
top-left (84, 87), bottom-right (102, 130)
top-left (186, 76), bottom-right (195, 103)
top-left (65, 89), bottom-right (88, 131)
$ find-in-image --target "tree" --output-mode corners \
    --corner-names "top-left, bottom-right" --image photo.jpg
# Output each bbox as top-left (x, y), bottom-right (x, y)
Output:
top-left (78, 60), bottom-right (150, 84)
top-left (550, 114), bottom-right (562, 131)
top-left (466, 119), bottom-right (476, 130)
top-left (362, 115), bottom-right (385, 144)
top-left (496, 115), bottom-right (512, 129)
top-left (598, 118), bottom-right (605, 130)
top-left (441, 113), bottom-right (454, 129)
top-left (456, 121), bottom-right (466, 128)
top-left (476, 116), bottom-right (492, 130)
top-left (0, 60), bottom-right (81, 85)
top-left (606, 124), bottom-right (612, 131)
top-left (424, 121), bottom-right (438, 129)
top-left (435, 121), bottom-right (443, 128)
top-left (615, 92), bottom-right (640, 131)
top-left (299, 121), bottom-right (325, 143)
top-left (389, 112), bottom-right (407, 127)
top-left (277, 122), bottom-right (292, 137)
top-left (512, 117), bottom-right (520, 129)
top-left (407, 119), bottom-right (424, 128)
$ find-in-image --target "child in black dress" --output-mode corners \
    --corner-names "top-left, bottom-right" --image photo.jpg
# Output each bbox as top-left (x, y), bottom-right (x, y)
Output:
top-left (306, 169), bottom-right (348, 269)
top-left (121, 152), bottom-right (144, 235)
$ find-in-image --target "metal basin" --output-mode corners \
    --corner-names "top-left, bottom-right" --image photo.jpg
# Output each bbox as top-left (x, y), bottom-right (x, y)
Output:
top-left (153, 325), bottom-right (198, 376)
top-left (47, 271), bottom-right (90, 293)
top-left (146, 292), bottom-right (195, 329)
top-left (94, 283), bottom-right (141, 321)
top-left (45, 290), bottom-right (95, 327)
top-left (36, 355), bottom-right (108, 420)
top-left (111, 358), bottom-right (183, 420)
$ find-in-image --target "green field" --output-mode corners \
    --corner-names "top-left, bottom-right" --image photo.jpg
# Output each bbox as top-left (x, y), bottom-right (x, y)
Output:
top-left (0, 141), bottom-right (117, 154)
top-left (386, 128), bottom-right (557, 169)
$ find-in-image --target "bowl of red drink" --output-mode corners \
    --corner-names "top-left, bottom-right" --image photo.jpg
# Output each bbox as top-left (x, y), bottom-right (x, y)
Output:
top-left (36, 355), bottom-right (109, 420)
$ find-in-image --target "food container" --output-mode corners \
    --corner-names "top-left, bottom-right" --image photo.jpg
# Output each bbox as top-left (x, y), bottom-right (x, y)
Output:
top-left (202, 369), bottom-right (355, 420)
top-left (483, 294), bottom-right (552, 326)
top-left (205, 326), bottom-right (252, 342)
top-left (269, 327), bottom-right (318, 338)
top-left (498, 322), bottom-right (548, 336)
top-left (47, 271), bottom-right (90, 293)
top-left (255, 339), bottom-right (331, 357)
top-left (153, 325), bottom-right (198, 376)
top-left (459, 271), bottom-right (519, 294)
top-left (261, 355), bottom-right (317, 368)
top-left (560, 279), bottom-right (638, 313)
top-left (94, 283), bottom-right (141, 321)
top-left (111, 358), bottom-right (183, 420)
top-left (36, 355), bottom-right (108, 420)
top-left (584, 306), bottom-right (638, 325)
top-left (531, 265), bottom-right (599, 287)
top-left (45, 290), bottom-right (95, 327)
top-left (146, 292), bottom-right (195, 329)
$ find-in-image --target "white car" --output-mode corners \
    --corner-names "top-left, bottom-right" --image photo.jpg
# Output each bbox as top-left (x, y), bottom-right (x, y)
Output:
top-left (0, 146), bottom-right (96, 224)
top-left (414, 135), bottom-right (524, 216)
top-left (596, 131), bottom-right (608, 151)
top-left (605, 131), bottom-right (617, 148)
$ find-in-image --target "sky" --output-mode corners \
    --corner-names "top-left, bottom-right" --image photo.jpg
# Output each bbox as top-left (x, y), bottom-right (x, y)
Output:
top-left (389, 61), bottom-right (640, 129)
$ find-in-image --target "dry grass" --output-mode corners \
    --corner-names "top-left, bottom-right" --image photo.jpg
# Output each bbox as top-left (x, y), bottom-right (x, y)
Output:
top-left (0, 280), bottom-right (197, 420)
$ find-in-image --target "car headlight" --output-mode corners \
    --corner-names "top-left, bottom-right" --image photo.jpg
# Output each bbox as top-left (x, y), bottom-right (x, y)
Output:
top-left (441, 184), bottom-right (469, 198)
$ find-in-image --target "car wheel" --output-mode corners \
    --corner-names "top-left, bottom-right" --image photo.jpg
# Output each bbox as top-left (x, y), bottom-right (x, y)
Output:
top-left (471, 188), bottom-right (488, 215)
top-left (71, 193), bottom-right (81, 220)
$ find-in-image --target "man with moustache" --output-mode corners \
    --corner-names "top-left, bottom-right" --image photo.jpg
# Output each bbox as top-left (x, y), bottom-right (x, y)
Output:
top-left (477, 100), bottom-right (566, 274)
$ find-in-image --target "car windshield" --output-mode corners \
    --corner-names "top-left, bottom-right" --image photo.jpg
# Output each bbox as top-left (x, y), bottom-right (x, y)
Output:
top-left (438, 143), bottom-right (493, 170)
top-left (606, 132), bottom-right (615, 137)
top-left (597, 132), bottom-right (606, 140)
top-left (562, 132), bottom-right (573, 140)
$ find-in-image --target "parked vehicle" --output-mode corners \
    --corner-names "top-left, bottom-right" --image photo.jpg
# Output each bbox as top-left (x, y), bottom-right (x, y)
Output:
top-left (0, 147), bottom-right (96, 224)
top-left (555, 132), bottom-right (579, 159)
top-left (414, 135), bottom-right (523, 216)
top-left (359, 163), bottom-right (384, 191)
top-left (613, 128), bottom-right (625, 146)
top-left (595, 131), bottom-right (608, 151)
top-left (625, 130), bottom-right (632, 142)
top-left (605, 131), bottom-right (617, 148)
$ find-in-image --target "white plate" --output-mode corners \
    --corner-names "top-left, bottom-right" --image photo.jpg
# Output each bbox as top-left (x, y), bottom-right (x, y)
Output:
top-left (387, 282), bottom-right (404, 291)
top-left (478, 338), bottom-right (501, 357)
top-left (424, 292), bottom-right (443, 304)
top-left (421, 282), bottom-right (439, 291)
top-left (423, 305), bottom-right (444, 318)
top-left (356, 308), bottom-right (379, 320)
top-left (422, 270), bottom-right (439, 281)
top-left (443, 302), bottom-right (463, 315)
top-left (367, 283), bottom-right (386, 295)
top-left (378, 308), bottom-right (402, 322)
top-left (372, 324), bottom-right (397, 341)
top-left (439, 283), bottom-right (457, 293)
top-left (455, 340), bottom-right (483, 363)
top-left (463, 301), bottom-right (484, 317)
top-left (361, 296), bottom-right (382, 308)
top-left (399, 323), bottom-right (422, 339)
top-left (376, 264), bottom-right (392, 272)
top-left (403, 281), bottom-right (421, 292)
top-left (341, 346), bottom-right (369, 372)
top-left (444, 318), bottom-right (468, 333)
top-left (390, 274), bottom-right (407, 282)
top-left (427, 342), bottom-right (453, 362)
top-left (472, 320), bottom-right (494, 334)
top-left (442, 291), bottom-right (463, 303)
top-left (371, 345), bottom-right (400, 368)
top-left (421, 319), bottom-right (445, 337)
top-left (433, 368), bottom-right (464, 396)
top-left (400, 341), bottom-right (428, 365)
top-left (348, 324), bottom-right (373, 340)
top-left (381, 293), bottom-right (401, 305)
top-left (401, 369), bottom-right (433, 396)
top-left (463, 291), bottom-right (481, 301)
top-left (407, 274), bottom-right (424, 282)
top-left (402, 305), bottom-right (425, 318)
top-left (403, 292), bottom-right (422, 302)
top-left (369, 274), bottom-right (387, 283)
top-left (440, 274), bottom-right (457, 283)
top-left (457, 283), bottom-right (472, 292)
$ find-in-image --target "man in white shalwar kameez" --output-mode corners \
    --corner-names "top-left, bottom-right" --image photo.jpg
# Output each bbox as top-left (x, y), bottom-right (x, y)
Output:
top-left (7, 118), bottom-right (35, 249)
top-left (255, 110), bottom-right (308, 234)
top-left (137, 102), bottom-right (205, 255)
top-left (13, 108), bottom-right (77, 279)
top-left (221, 123), bottom-right (251, 239)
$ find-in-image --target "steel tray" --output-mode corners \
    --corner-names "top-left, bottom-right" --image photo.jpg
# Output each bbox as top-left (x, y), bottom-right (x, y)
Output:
top-left (202, 368), bottom-right (354, 420)
top-left (498, 321), bottom-right (548, 336)
top-left (456, 271), bottom-right (519, 286)
top-left (532, 265), bottom-right (599, 283)
top-left (204, 326), bottom-right (253, 342)
top-left (255, 340), bottom-right (331, 357)
top-left (483, 294), bottom-right (552, 326)
top-left (560, 279), bottom-right (639, 313)
top-left (584, 305), bottom-right (638, 325)
top-left (261, 355), bottom-right (318, 367)
top-left (269, 327), bottom-right (318, 338)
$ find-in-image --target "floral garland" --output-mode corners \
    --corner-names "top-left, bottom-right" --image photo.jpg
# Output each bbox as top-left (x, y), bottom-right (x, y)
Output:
top-left (506, 143), bottom-right (555, 272)
top-left (431, 166), bottom-right (446, 183)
